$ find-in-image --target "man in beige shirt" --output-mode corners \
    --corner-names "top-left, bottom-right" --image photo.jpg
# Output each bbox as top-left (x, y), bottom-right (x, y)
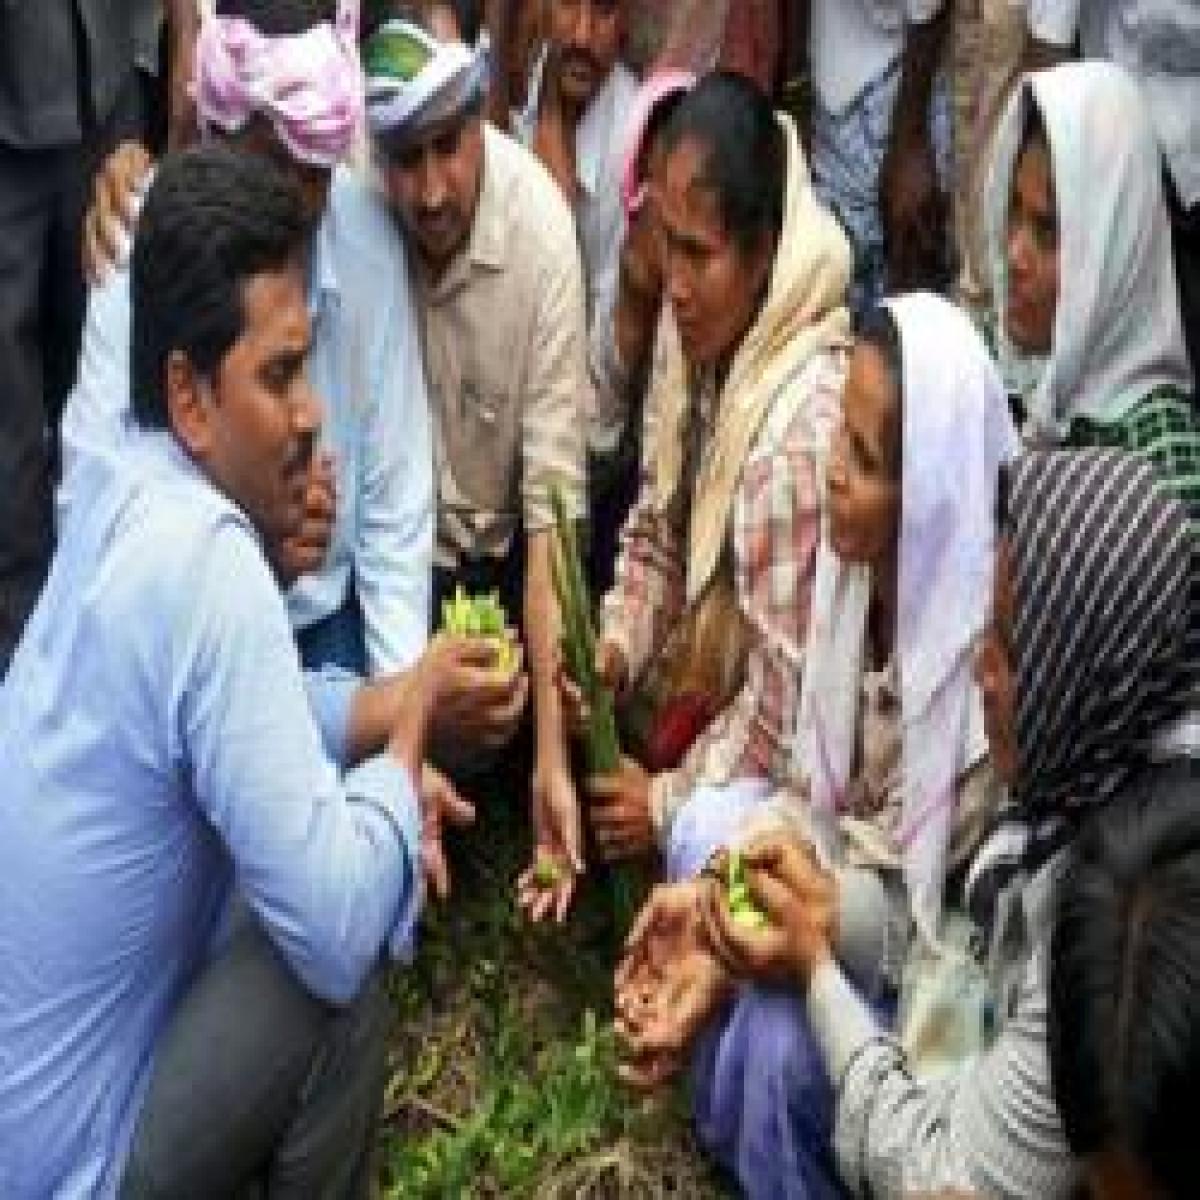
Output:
top-left (363, 4), bottom-right (589, 920)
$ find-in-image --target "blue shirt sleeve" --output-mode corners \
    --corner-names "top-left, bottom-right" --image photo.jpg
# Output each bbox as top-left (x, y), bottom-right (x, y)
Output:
top-left (303, 665), bottom-right (361, 767)
top-left (57, 265), bottom-right (135, 529)
top-left (176, 518), bottom-right (423, 1004)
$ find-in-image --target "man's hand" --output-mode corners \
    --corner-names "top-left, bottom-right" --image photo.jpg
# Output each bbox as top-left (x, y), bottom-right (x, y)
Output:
top-left (419, 763), bottom-right (476, 900)
top-left (427, 634), bottom-right (529, 755)
top-left (699, 837), bottom-right (838, 990)
top-left (517, 757), bottom-right (584, 924)
top-left (614, 880), bottom-right (734, 1088)
top-left (83, 141), bottom-right (154, 284)
top-left (270, 452), bottom-right (336, 587)
top-left (879, 125), bottom-right (947, 292)
top-left (585, 755), bottom-right (654, 863)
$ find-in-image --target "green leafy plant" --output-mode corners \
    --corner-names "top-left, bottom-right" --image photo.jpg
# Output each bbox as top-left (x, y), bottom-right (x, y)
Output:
top-left (441, 584), bottom-right (518, 677)
top-left (726, 851), bottom-right (768, 930)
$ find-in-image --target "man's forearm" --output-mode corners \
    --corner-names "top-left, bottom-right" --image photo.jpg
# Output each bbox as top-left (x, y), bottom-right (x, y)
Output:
top-left (525, 530), bottom-right (568, 765)
top-left (344, 668), bottom-right (420, 766)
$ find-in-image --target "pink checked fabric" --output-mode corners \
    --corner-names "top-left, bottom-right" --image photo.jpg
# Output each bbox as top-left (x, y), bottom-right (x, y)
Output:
top-left (603, 344), bottom-right (848, 831)
top-left (191, 0), bottom-right (363, 168)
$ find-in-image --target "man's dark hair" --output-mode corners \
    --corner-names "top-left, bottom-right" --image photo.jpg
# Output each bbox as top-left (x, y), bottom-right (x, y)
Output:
top-left (131, 144), bottom-right (309, 429)
top-left (1049, 760), bottom-right (1200, 1198)
top-left (216, 0), bottom-right (336, 34)
top-left (661, 71), bottom-right (784, 257)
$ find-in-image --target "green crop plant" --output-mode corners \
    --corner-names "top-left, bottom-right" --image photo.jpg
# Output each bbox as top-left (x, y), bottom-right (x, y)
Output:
top-left (440, 585), bottom-right (518, 677)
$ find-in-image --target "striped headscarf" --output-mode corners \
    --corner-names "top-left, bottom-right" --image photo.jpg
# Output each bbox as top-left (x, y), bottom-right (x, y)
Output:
top-left (363, 19), bottom-right (488, 138)
top-left (966, 449), bottom-right (1196, 931)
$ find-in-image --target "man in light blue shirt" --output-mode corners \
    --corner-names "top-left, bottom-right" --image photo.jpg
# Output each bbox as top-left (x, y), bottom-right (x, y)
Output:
top-left (62, 0), bottom-right (434, 678)
top-left (0, 144), bottom-right (453, 1198)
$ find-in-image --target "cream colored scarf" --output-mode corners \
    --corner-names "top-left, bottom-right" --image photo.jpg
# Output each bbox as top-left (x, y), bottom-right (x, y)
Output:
top-left (650, 112), bottom-right (852, 604)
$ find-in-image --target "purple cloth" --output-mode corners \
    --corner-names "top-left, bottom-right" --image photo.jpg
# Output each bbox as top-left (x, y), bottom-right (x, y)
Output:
top-left (665, 779), bottom-right (882, 1199)
top-left (691, 988), bottom-right (848, 1200)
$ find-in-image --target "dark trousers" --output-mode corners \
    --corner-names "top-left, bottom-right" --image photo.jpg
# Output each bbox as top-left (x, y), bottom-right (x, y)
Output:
top-left (296, 585), bottom-right (368, 675)
top-left (1166, 172), bottom-right (1200, 395)
top-left (0, 73), bottom-right (145, 674)
top-left (120, 916), bottom-right (391, 1200)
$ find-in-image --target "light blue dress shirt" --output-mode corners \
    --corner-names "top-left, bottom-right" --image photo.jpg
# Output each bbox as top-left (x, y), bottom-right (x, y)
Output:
top-left (59, 166), bottom-right (434, 675)
top-left (0, 433), bottom-right (422, 1198)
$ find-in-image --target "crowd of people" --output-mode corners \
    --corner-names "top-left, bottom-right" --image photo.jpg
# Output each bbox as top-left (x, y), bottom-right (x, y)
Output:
top-left (0, 1), bottom-right (1197, 1197)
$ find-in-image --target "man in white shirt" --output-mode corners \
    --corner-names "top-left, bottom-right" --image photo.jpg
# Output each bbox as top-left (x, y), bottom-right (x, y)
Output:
top-left (1019, 0), bottom-right (1200, 382)
top-left (513, 0), bottom-right (638, 453)
top-left (511, 0), bottom-right (641, 587)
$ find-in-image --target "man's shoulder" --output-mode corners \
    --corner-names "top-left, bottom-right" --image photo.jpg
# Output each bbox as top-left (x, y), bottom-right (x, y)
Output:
top-left (90, 435), bottom-right (253, 560)
top-left (482, 124), bottom-right (579, 254)
top-left (322, 165), bottom-right (412, 288)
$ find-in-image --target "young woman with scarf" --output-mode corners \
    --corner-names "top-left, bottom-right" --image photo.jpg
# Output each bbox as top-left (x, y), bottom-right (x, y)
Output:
top-left (699, 447), bottom-right (1197, 1197)
top-left (613, 292), bottom-right (1017, 1199)
top-left (984, 59), bottom-right (1200, 751)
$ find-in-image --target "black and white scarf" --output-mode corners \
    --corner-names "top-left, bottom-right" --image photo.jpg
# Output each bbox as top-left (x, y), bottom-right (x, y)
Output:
top-left (966, 449), bottom-right (1196, 934)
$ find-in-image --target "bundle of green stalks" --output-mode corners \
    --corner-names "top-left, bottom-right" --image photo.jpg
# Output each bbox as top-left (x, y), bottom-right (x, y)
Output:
top-left (549, 485), bottom-right (620, 775)
top-left (549, 484), bottom-right (638, 929)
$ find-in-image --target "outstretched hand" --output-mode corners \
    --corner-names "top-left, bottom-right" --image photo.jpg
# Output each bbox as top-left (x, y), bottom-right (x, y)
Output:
top-left (419, 763), bottom-right (476, 900)
top-left (614, 880), bottom-right (733, 1089)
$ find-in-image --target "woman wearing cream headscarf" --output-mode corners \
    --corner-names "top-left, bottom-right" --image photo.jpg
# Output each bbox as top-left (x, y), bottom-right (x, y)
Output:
top-left (614, 294), bottom-right (1016, 1199)
top-left (559, 71), bottom-right (853, 879)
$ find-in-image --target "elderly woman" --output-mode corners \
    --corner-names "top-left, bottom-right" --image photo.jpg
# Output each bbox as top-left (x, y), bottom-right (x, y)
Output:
top-left (542, 71), bottom-right (853, 915)
top-left (699, 447), bottom-right (1198, 1197)
top-left (615, 293), bottom-right (1017, 1198)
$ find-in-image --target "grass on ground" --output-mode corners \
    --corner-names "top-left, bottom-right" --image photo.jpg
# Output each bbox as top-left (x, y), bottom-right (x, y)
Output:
top-left (374, 780), bottom-right (732, 1199)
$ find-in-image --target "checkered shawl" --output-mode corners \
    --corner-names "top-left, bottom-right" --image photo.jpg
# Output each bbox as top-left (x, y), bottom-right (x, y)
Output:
top-left (1067, 385), bottom-right (1200, 711)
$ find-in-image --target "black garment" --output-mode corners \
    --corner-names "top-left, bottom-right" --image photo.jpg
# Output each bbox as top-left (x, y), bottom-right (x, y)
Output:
top-left (0, 0), bottom-right (134, 148)
top-left (1165, 172), bottom-right (1200, 395)
top-left (0, 5), bottom-right (145, 673)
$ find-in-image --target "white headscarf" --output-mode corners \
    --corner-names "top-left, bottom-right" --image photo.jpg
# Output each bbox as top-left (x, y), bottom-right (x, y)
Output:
top-left (984, 61), bottom-right (1193, 439)
top-left (798, 293), bottom-right (1020, 943)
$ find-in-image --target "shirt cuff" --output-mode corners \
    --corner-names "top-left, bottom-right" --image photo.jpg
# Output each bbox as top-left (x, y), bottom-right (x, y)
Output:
top-left (304, 666), bottom-right (362, 768)
top-left (343, 753), bottom-right (425, 963)
top-left (806, 956), bottom-right (885, 1086)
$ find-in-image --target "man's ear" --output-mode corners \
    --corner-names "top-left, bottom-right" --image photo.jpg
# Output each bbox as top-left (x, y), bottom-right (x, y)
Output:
top-left (165, 349), bottom-right (213, 461)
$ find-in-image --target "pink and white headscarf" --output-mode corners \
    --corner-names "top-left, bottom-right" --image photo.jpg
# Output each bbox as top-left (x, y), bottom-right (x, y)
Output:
top-left (191, 0), bottom-right (363, 168)
top-left (619, 70), bottom-right (694, 222)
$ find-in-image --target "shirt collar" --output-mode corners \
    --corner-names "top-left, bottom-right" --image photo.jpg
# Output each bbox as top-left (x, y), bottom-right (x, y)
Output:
top-left (468, 127), bottom-right (508, 270)
top-left (307, 197), bottom-right (342, 315)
